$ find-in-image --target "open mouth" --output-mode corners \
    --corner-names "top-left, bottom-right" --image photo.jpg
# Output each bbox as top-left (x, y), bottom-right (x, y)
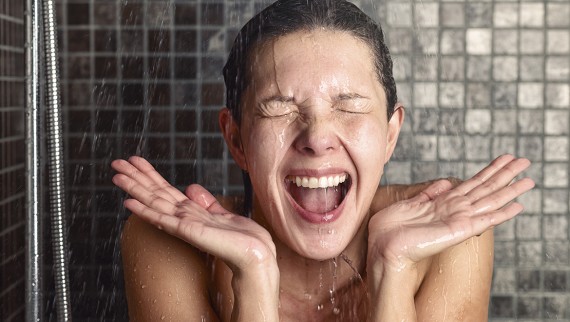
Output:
top-left (285, 173), bottom-right (351, 219)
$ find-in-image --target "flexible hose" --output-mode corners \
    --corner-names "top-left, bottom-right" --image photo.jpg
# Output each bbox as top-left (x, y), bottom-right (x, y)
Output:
top-left (42, 0), bottom-right (72, 320)
top-left (25, 0), bottom-right (43, 320)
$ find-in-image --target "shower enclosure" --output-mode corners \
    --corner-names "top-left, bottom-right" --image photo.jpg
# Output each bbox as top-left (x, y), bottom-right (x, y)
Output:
top-left (1, 0), bottom-right (569, 320)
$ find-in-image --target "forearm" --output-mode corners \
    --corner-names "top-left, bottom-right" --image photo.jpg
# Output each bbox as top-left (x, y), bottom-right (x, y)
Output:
top-left (231, 266), bottom-right (280, 322)
top-left (367, 264), bottom-right (418, 322)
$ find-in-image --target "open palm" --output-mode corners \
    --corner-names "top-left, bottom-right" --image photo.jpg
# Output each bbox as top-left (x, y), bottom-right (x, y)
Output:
top-left (112, 157), bottom-right (277, 271)
top-left (368, 155), bottom-right (535, 270)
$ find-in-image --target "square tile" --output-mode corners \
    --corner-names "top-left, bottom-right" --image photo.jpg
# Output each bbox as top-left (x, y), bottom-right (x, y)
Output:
top-left (492, 267), bottom-right (516, 293)
top-left (518, 110), bottom-right (544, 134)
top-left (516, 297), bottom-right (540, 318)
top-left (519, 56), bottom-right (544, 81)
top-left (494, 3), bottom-right (519, 28)
top-left (492, 136), bottom-right (516, 156)
top-left (465, 135), bottom-right (491, 161)
top-left (440, 56), bottom-right (464, 81)
top-left (547, 3), bottom-right (570, 27)
top-left (520, 30), bottom-right (544, 54)
top-left (543, 216), bottom-right (568, 241)
top-left (466, 28), bottom-right (492, 55)
top-left (466, 83), bottom-right (491, 108)
top-left (493, 56), bottom-right (518, 81)
top-left (520, 3), bottom-right (544, 27)
top-left (441, 3), bottom-right (464, 27)
top-left (415, 29), bottom-right (439, 55)
top-left (543, 189), bottom-right (568, 214)
top-left (467, 56), bottom-right (491, 81)
top-left (386, 3), bottom-right (412, 27)
top-left (516, 214), bottom-right (541, 240)
top-left (493, 110), bottom-right (517, 134)
top-left (465, 109), bottom-right (491, 134)
top-left (438, 136), bottom-right (464, 160)
top-left (412, 108), bottom-right (439, 133)
top-left (547, 30), bottom-right (570, 55)
top-left (439, 82), bottom-right (464, 108)
top-left (466, 3), bottom-right (492, 27)
top-left (544, 137), bottom-right (569, 161)
top-left (413, 82), bottom-right (438, 108)
top-left (518, 136), bottom-right (543, 161)
top-left (546, 84), bottom-right (570, 108)
top-left (415, 135), bottom-right (437, 161)
top-left (517, 243), bottom-right (542, 266)
top-left (546, 57), bottom-right (570, 81)
top-left (413, 56), bottom-right (438, 81)
top-left (493, 83), bottom-right (517, 108)
top-left (440, 30), bottom-right (465, 55)
top-left (414, 3), bottom-right (439, 27)
top-left (545, 110), bottom-right (569, 135)
top-left (543, 163), bottom-right (568, 188)
top-left (544, 242), bottom-right (569, 265)
top-left (518, 83), bottom-right (544, 109)
top-left (493, 29), bottom-right (518, 55)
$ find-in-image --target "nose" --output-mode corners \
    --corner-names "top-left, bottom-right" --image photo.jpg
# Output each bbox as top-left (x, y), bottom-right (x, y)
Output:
top-left (294, 117), bottom-right (340, 156)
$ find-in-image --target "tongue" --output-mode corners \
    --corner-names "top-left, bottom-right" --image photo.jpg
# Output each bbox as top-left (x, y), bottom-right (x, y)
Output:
top-left (289, 185), bottom-right (342, 213)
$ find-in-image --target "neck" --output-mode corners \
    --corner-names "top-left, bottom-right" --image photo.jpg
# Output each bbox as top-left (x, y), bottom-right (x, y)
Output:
top-left (251, 197), bottom-right (370, 304)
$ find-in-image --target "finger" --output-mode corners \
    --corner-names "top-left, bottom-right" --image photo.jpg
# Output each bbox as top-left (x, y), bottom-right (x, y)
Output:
top-left (454, 154), bottom-right (516, 195)
top-left (113, 173), bottom-right (178, 214)
top-left (113, 157), bottom-right (186, 203)
top-left (185, 184), bottom-right (231, 214)
top-left (409, 179), bottom-right (454, 203)
top-left (124, 198), bottom-right (181, 231)
top-left (470, 202), bottom-right (524, 236)
top-left (466, 158), bottom-right (531, 203)
top-left (471, 177), bottom-right (535, 215)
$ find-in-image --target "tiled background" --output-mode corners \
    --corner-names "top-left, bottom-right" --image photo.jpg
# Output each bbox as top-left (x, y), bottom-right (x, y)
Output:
top-left (2, 0), bottom-right (569, 320)
top-left (0, 0), bottom-right (26, 320)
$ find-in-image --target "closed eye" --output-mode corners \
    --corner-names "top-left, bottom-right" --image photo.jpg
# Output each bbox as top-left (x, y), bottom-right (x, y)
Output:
top-left (334, 93), bottom-right (372, 114)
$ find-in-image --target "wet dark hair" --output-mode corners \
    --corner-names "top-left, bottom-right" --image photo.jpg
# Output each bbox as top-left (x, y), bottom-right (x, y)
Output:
top-left (222, 0), bottom-right (397, 215)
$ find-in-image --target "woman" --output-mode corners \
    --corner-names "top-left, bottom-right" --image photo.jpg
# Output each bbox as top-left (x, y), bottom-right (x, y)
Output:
top-left (112, 1), bottom-right (535, 320)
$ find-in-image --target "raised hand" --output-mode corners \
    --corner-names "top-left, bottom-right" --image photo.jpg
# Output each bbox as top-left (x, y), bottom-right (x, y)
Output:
top-left (111, 156), bottom-right (277, 271)
top-left (367, 154), bottom-right (535, 272)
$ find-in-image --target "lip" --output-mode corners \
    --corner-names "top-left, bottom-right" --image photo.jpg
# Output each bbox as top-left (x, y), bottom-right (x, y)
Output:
top-left (283, 174), bottom-right (351, 224)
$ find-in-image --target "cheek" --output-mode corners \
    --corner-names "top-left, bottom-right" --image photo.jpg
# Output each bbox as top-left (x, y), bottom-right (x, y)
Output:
top-left (343, 117), bottom-right (387, 163)
top-left (244, 122), bottom-right (290, 180)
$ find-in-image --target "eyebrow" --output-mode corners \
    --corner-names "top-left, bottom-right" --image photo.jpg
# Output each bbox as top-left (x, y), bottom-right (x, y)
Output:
top-left (335, 93), bottom-right (368, 100)
top-left (260, 95), bottom-right (295, 104)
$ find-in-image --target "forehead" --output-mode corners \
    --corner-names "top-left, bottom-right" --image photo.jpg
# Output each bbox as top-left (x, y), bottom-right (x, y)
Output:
top-left (247, 30), bottom-right (381, 97)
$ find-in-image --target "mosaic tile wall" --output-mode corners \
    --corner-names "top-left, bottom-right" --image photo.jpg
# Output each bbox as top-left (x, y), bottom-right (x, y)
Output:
top-left (0, 0), bottom-right (26, 320)
top-left (53, 0), bottom-right (569, 320)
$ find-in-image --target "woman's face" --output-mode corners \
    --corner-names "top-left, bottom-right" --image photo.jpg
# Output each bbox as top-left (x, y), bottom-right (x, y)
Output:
top-left (224, 30), bottom-right (402, 260)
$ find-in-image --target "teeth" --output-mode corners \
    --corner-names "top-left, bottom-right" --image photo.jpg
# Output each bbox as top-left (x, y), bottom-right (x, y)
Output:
top-left (289, 174), bottom-right (347, 189)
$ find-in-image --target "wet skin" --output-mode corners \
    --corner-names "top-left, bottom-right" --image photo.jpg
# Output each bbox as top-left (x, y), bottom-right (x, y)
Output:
top-left (112, 29), bottom-right (535, 321)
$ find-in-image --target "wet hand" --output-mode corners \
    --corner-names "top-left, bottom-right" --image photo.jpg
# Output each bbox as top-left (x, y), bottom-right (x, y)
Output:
top-left (111, 156), bottom-right (277, 272)
top-left (367, 154), bottom-right (535, 273)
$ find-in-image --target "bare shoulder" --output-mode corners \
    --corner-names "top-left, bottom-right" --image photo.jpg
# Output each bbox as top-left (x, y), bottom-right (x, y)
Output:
top-left (121, 215), bottom-right (219, 321)
top-left (415, 230), bottom-right (494, 321)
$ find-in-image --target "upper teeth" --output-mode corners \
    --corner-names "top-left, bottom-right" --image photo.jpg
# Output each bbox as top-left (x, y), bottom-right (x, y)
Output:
top-left (289, 174), bottom-right (347, 189)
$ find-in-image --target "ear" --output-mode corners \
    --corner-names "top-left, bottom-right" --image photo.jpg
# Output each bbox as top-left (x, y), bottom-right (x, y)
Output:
top-left (384, 103), bottom-right (405, 163)
top-left (219, 108), bottom-right (248, 171)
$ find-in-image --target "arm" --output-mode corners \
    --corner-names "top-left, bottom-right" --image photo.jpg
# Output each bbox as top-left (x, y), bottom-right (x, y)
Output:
top-left (113, 157), bottom-right (280, 322)
top-left (415, 231), bottom-right (494, 321)
top-left (366, 155), bottom-right (534, 321)
top-left (121, 215), bottom-right (219, 321)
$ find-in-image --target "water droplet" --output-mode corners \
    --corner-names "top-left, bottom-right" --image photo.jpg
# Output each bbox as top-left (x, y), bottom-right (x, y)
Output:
top-left (153, 299), bottom-right (157, 304)
top-left (304, 292), bottom-right (311, 300)
top-left (141, 284), bottom-right (147, 289)
top-left (161, 315), bottom-right (165, 320)
top-left (168, 292), bottom-right (172, 297)
top-left (438, 268), bottom-right (443, 274)
top-left (333, 307), bottom-right (340, 315)
top-left (317, 304), bottom-right (324, 311)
